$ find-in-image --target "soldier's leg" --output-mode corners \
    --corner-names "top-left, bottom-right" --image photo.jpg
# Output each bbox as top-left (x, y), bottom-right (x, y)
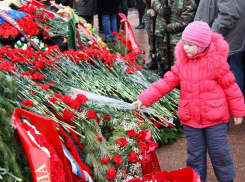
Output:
top-left (146, 35), bottom-right (158, 70)
top-left (155, 37), bottom-right (168, 77)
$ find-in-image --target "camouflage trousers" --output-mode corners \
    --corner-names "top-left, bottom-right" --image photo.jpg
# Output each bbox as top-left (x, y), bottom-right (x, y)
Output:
top-left (148, 35), bottom-right (176, 71)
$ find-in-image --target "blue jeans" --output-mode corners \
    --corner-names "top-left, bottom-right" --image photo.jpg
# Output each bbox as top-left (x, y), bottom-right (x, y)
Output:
top-left (229, 52), bottom-right (244, 92)
top-left (102, 14), bottom-right (117, 41)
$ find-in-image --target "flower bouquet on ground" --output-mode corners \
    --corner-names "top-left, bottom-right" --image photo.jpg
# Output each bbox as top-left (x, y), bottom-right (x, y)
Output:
top-left (0, 8), bottom-right (40, 45)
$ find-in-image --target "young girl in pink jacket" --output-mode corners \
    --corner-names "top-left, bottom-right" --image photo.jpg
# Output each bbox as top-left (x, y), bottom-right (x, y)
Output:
top-left (132, 21), bottom-right (245, 182)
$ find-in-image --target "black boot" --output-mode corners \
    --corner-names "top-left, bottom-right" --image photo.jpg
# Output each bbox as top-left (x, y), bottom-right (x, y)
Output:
top-left (146, 56), bottom-right (158, 70)
top-left (155, 64), bottom-right (167, 77)
top-left (135, 24), bottom-right (145, 29)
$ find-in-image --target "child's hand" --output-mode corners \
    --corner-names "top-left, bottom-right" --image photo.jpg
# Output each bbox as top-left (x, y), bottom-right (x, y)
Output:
top-left (234, 117), bottom-right (243, 125)
top-left (132, 100), bottom-right (144, 109)
top-left (151, 10), bottom-right (156, 16)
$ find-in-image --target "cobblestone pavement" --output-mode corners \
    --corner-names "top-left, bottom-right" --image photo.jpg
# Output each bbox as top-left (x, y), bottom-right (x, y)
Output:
top-left (94, 9), bottom-right (245, 182)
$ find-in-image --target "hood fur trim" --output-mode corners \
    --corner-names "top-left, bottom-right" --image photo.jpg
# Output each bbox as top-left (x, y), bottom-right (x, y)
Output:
top-left (174, 32), bottom-right (229, 69)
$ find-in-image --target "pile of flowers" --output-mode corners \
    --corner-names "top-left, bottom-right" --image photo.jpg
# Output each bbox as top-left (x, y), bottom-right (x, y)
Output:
top-left (0, 1), bottom-right (182, 181)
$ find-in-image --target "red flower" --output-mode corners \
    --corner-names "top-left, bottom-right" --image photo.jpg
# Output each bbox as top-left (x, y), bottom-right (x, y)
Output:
top-left (21, 100), bottom-right (34, 108)
top-left (49, 81), bottom-right (55, 85)
top-left (42, 84), bottom-right (50, 91)
top-left (54, 93), bottom-right (63, 99)
top-left (135, 65), bottom-right (142, 70)
top-left (31, 72), bottom-right (45, 82)
top-left (95, 134), bottom-right (102, 142)
top-left (69, 101), bottom-right (80, 110)
top-left (125, 67), bottom-right (135, 74)
top-left (127, 129), bottom-right (138, 138)
top-left (100, 155), bottom-right (110, 165)
top-left (86, 110), bottom-right (97, 119)
top-left (106, 168), bottom-right (117, 180)
top-left (117, 33), bottom-right (122, 37)
top-left (61, 95), bottom-right (73, 106)
top-left (116, 138), bottom-right (127, 148)
top-left (75, 94), bottom-right (87, 105)
top-left (112, 32), bottom-right (118, 36)
top-left (102, 115), bottom-right (111, 121)
top-left (63, 109), bottom-right (75, 121)
top-left (113, 154), bottom-right (122, 168)
top-left (128, 152), bottom-right (139, 163)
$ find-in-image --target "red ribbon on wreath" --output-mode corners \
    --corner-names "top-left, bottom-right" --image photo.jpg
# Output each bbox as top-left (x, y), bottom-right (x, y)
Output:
top-left (118, 13), bottom-right (140, 55)
top-left (12, 108), bottom-right (73, 182)
top-left (137, 130), bottom-right (161, 175)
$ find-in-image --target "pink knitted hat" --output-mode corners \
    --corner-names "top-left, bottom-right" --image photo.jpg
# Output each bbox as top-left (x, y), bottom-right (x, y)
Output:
top-left (182, 21), bottom-right (211, 54)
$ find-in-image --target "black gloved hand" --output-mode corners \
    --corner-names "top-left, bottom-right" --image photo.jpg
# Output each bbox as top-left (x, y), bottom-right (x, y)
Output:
top-left (163, 6), bottom-right (171, 15)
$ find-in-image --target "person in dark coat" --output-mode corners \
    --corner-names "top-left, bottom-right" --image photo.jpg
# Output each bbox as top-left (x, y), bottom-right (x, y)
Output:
top-left (73, 0), bottom-right (97, 26)
top-left (134, 0), bottom-right (145, 29)
top-left (98, 0), bottom-right (121, 42)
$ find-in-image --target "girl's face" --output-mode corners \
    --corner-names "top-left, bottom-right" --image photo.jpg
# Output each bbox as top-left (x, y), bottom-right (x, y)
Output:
top-left (183, 41), bottom-right (199, 57)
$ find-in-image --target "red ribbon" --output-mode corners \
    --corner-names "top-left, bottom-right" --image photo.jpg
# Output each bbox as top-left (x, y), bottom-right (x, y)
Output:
top-left (138, 130), bottom-right (161, 175)
top-left (0, 9), bottom-right (41, 51)
top-left (118, 13), bottom-right (140, 54)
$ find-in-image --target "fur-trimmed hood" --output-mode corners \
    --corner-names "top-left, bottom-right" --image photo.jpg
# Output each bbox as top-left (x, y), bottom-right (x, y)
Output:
top-left (174, 32), bottom-right (230, 69)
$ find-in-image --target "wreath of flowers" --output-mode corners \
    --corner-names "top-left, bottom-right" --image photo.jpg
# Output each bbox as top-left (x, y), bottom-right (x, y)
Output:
top-left (0, 10), bottom-right (40, 40)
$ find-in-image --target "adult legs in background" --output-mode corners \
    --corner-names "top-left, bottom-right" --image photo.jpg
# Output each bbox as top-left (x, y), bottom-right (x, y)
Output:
top-left (183, 125), bottom-right (207, 182)
top-left (135, 9), bottom-right (145, 29)
top-left (110, 14), bottom-right (117, 41)
top-left (98, 14), bottom-right (103, 33)
top-left (80, 15), bottom-right (94, 26)
top-left (102, 14), bottom-right (117, 42)
top-left (228, 51), bottom-right (244, 92)
top-left (205, 123), bottom-right (236, 182)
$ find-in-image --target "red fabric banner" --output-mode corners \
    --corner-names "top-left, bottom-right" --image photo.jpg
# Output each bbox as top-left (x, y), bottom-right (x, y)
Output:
top-left (12, 108), bottom-right (73, 182)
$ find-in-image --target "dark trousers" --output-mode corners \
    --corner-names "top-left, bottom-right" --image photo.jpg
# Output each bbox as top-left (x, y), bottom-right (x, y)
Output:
top-left (138, 9), bottom-right (145, 25)
top-left (183, 123), bottom-right (236, 182)
top-left (98, 14), bottom-right (103, 31)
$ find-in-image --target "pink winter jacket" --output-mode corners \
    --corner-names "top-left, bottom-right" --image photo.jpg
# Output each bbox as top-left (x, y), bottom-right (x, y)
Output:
top-left (138, 32), bottom-right (245, 128)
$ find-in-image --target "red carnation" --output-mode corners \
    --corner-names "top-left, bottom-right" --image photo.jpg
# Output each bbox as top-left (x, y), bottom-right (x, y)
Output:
top-left (106, 168), bottom-right (117, 180)
top-left (86, 110), bottom-right (97, 119)
top-left (21, 100), bottom-right (34, 108)
top-left (125, 67), bottom-right (135, 74)
top-left (75, 94), bottom-right (87, 105)
top-left (100, 155), bottom-right (110, 165)
top-left (69, 101), bottom-right (80, 110)
top-left (128, 152), bottom-right (139, 163)
top-left (63, 109), bottom-right (75, 121)
top-left (54, 93), bottom-right (63, 99)
top-left (42, 84), bottom-right (50, 91)
top-left (102, 115), bottom-right (111, 121)
top-left (113, 154), bottom-right (122, 168)
top-left (95, 134), bottom-right (102, 142)
top-left (127, 129), bottom-right (138, 138)
top-left (116, 137), bottom-right (127, 148)
top-left (135, 65), bottom-right (142, 70)
top-left (61, 95), bottom-right (73, 106)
